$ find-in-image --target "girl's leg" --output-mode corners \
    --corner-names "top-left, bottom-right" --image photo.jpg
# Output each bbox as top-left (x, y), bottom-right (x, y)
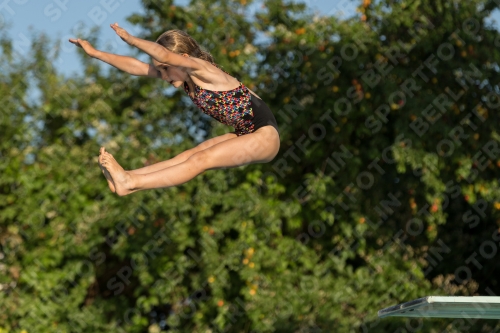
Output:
top-left (129, 132), bottom-right (237, 175)
top-left (98, 132), bottom-right (237, 193)
top-left (100, 126), bottom-right (280, 196)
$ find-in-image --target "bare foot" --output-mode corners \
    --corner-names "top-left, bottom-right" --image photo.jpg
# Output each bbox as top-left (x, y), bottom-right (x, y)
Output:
top-left (100, 150), bottom-right (136, 196)
top-left (99, 147), bottom-right (116, 193)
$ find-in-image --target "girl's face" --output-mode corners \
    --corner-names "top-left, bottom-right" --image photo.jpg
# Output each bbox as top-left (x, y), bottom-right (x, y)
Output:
top-left (152, 59), bottom-right (187, 88)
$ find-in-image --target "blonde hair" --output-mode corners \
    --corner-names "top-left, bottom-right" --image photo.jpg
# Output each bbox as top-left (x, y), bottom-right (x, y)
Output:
top-left (156, 30), bottom-right (215, 64)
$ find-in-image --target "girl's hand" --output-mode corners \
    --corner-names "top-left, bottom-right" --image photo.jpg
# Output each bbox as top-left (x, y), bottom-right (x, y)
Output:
top-left (110, 23), bottom-right (135, 45)
top-left (69, 38), bottom-right (98, 58)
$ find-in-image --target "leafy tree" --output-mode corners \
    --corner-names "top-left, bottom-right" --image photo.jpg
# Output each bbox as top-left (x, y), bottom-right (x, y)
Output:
top-left (1, 0), bottom-right (500, 332)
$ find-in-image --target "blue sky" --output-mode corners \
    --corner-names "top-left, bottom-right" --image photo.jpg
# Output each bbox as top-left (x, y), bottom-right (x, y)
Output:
top-left (1, 0), bottom-right (356, 77)
top-left (1, 0), bottom-right (499, 77)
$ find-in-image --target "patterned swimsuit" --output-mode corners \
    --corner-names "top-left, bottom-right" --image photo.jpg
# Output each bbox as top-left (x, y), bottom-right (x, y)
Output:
top-left (183, 81), bottom-right (255, 136)
top-left (183, 69), bottom-right (279, 137)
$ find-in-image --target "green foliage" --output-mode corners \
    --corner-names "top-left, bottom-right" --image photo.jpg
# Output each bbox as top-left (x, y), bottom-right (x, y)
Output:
top-left (2, 0), bottom-right (500, 332)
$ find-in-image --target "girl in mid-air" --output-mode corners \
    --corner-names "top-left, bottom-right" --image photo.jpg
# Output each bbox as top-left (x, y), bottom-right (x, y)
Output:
top-left (69, 23), bottom-right (280, 196)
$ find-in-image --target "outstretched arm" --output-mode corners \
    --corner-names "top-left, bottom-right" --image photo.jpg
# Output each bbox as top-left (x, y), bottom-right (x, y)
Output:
top-left (110, 23), bottom-right (202, 70)
top-left (69, 38), bottom-right (160, 78)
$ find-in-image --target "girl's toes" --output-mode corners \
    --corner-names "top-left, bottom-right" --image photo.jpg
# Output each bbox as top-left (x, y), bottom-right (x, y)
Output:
top-left (104, 153), bottom-right (115, 163)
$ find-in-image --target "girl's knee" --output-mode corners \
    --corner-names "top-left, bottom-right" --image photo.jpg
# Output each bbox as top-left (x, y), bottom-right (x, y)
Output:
top-left (181, 144), bottom-right (205, 159)
top-left (186, 150), bottom-right (211, 170)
